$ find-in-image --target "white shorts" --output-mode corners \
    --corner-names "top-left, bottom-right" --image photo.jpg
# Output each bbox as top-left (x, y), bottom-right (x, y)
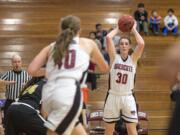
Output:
top-left (42, 79), bottom-right (82, 135)
top-left (103, 93), bottom-right (138, 123)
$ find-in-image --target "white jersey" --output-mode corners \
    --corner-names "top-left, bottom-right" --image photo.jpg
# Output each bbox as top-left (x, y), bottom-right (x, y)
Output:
top-left (46, 37), bottom-right (90, 83)
top-left (109, 54), bottom-right (136, 96)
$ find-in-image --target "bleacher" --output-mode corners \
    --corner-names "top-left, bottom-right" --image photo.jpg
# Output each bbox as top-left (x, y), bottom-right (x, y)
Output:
top-left (0, 0), bottom-right (179, 135)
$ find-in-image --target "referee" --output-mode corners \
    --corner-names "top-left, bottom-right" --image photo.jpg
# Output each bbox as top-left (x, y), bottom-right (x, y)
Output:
top-left (0, 54), bottom-right (31, 120)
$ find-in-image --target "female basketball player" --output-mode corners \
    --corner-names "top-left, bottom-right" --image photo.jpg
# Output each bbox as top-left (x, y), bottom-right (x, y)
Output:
top-left (103, 21), bottom-right (145, 135)
top-left (5, 76), bottom-right (46, 135)
top-left (28, 15), bottom-right (109, 135)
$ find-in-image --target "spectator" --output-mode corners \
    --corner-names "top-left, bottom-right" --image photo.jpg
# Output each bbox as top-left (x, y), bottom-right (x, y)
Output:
top-left (163, 8), bottom-right (178, 36)
top-left (89, 32), bottom-right (102, 50)
top-left (150, 10), bottom-right (162, 35)
top-left (104, 28), bottom-right (120, 50)
top-left (134, 3), bottom-right (149, 35)
top-left (87, 61), bottom-right (97, 90)
top-left (0, 54), bottom-right (31, 122)
top-left (94, 23), bottom-right (107, 47)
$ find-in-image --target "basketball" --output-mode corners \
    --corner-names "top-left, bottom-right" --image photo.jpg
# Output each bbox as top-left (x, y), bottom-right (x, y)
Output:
top-left (118, 15), bottom-right (134, 32)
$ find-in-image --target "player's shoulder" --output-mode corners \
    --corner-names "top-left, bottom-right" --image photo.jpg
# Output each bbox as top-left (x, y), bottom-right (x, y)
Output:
top-left (79, 37), bottom-right (95, 55)
top-left (80, 37), bottom-right (94, 44)
top-left (79, 37), bottom-right (96, 48)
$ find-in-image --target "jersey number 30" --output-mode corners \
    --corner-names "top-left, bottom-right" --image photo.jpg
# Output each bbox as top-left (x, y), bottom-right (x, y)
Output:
top-left (116, 72), bottom-right (128, 84)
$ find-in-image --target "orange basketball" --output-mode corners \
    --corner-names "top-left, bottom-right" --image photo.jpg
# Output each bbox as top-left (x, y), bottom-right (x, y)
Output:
top-left (118, 15), bottom-right (134, 32)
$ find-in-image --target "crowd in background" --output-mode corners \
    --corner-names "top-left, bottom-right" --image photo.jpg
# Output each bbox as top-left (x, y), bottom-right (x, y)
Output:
top-left (86, 2), bottom-right (179, 90)
top-left (0, 2), bottom-right (178, 135)
top-left (134, 3), bottom-right (179, 36)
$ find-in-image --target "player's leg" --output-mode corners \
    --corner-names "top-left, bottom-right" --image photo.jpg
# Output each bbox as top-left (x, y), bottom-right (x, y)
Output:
top-left (44, 83), bottom-right (83, 135)
top-left (47, 122), bottom-right (87, 135)
top-left (47, 130), bottom-right (58, 135)
top-left (3, 99), bottom-right (14, 124)
top-left (23, 110), bottom-right (46, 135)
top-left (121, 95), bottom-right (138, 135)
top-left (4, 105), bottom-right (20, 135)
top-left (126, 122), bottom-right (138, 135)
top-left (71, 123), bottom-right (87, 135)
top-left (104, 122), bottom-right (115, 135)
top-left (103, 94), bottom-right (120, 135)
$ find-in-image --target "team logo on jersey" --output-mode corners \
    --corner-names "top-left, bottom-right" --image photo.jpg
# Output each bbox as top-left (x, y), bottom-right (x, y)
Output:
top-left (114, 64), bottom-right (133, 72)
top-left (131, 110), bottom-right (136, 115)
top-left (22, 85), bottom-right (38, 95)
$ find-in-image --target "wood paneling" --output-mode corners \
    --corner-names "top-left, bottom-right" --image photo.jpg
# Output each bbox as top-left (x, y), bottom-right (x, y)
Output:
top-left (0, 0), bottom-right (178, 134)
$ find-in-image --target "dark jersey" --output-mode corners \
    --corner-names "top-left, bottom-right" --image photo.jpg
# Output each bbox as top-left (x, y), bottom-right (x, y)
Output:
top-left (134, 10), bottom-right (148, 22)
top-left (18, 79), bottom-right (46, 110)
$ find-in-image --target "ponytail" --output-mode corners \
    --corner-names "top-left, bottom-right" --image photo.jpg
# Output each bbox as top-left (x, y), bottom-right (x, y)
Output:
top-left (52, 15), bottom-right (81, 66)
top-left (53, 28), bottom-right (74, 64)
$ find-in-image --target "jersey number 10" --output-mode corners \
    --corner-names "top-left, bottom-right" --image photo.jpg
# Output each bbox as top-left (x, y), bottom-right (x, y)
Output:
top-left (116, 72), bottom-right (128, 84)
top-left (64, 50), bottom-right (76, 69)
top-left (58, 50), bottom-right (76, 69)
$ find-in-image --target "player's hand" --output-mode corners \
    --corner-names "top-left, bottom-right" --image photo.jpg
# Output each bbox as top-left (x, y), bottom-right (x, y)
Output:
top-left (113, 26), bottom-right (120, 34)
top-left (131, 20), bottom-right (137, 32)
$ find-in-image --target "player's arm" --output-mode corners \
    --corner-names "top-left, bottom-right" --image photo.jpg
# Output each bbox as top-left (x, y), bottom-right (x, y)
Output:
top-left (106, 27), bottom-right (119, 67)
top-left (90, 40), bottom-right (109, 73)
top-left (28, 45), bottom-right (50, 77)
top-left (131, 21), bottom-right (145, 63)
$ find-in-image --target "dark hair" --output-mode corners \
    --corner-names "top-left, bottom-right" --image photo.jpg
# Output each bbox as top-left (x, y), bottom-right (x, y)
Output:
top-left (119, 36), bottom-right (132, 45)
top-left (19, 76), bottom-right (44, 97)
top-left (168, 8), bottom-right (174, 13)
top-left (137, 3), bottom-right (144, 8)
top-left (52, 15), bottom-right (81, 65)
top-left (95, 23), bottom-right (102, 28)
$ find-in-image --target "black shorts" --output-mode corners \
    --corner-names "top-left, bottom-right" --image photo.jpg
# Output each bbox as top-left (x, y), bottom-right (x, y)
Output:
top-left (5, 104), bottom-right (47, 135)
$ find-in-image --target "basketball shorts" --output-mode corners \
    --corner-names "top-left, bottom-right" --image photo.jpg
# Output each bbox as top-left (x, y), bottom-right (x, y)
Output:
top-left (5, 103), bottom-right (46, 135)
top-left (103, 93), bottom-right (138, 123)
top-left (42, 79), bottom-right (82, 135)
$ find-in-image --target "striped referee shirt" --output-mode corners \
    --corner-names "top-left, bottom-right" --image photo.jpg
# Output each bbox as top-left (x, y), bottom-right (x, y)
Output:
top-left (0, 70), bottom-right (31, 100)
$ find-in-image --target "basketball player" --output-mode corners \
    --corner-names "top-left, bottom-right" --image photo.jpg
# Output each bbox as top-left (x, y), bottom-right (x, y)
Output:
top-left (103, 21), bottom-right (145, 135)
top-left (5, 76), bottom-right (46, 135)
top-left (27, 15), bottom-right (109, 135)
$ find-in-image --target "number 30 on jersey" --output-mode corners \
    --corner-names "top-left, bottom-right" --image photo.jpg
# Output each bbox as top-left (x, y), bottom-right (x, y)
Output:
top-left (116, 72), bottom-right (128, 84)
